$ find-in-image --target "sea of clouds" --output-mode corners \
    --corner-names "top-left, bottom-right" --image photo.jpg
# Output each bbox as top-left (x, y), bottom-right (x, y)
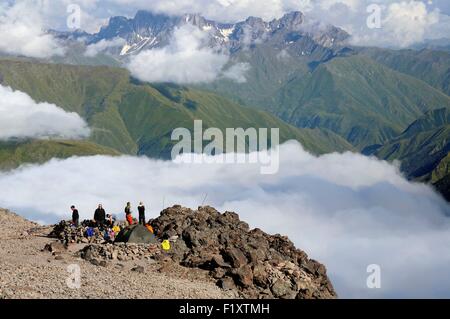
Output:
top-left (0, 141), bottom-right (449, 298)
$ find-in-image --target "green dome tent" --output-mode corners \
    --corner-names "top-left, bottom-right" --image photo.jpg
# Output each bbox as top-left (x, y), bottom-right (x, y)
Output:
top-left (115, 224), bottom-right (158, 244)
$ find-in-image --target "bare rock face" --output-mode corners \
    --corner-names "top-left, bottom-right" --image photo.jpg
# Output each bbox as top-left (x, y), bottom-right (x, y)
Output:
top-left (151, 205), bottom-right (337, 299)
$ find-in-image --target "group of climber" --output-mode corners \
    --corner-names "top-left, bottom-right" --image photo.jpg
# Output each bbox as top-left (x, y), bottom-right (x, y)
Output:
top-left (70, 202), bottom-right (152, 232)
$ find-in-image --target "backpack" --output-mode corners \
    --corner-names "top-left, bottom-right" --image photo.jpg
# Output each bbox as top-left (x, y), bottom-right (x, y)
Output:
top-left (109, 230), bottom-right (116, 241)
top-left (112, 225), bottom-right (121, 233)
top-left (86, 227), bottom-right (94, 237)
top-left (161, 240), bottom-right (171, 251)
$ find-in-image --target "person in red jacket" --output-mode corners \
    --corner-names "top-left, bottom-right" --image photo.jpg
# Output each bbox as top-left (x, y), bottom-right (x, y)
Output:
top-left (125, 202), bottom-right (133, 225)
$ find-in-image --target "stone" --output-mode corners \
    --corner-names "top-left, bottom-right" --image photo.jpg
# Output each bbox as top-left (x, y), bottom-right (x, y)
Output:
top-left (218, 277), bottom-right (236, 291)
top-left (131, 266), bottom-right (145, 273)
top-left (248, 248), bottom-right (266, 264)
top-left (90, 258), bottom-right (100, 266)
top-left (271, 279), bottom-right (295, 299)
top-left (252, 264), bottom-right (269, 288)
top-left (43, 242), bottom-right (66, 253)
top-left (211, 254), bottom-right (231, 269)
top-left (232, 265), bottom-right (253, 288)
top-left (111, 250), bottom-right (118, 260)
top-left (223, 248), bottom-right (247, 268)
top-left (182, 227), bottom-right (201, 248)
top-left (211, 267), bottom-right (227, 279)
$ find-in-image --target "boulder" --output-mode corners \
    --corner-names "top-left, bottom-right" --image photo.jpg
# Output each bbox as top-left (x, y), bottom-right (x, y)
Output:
top-left (232, 265), bottom-right (254, 288)
top-left (223, 248), bottom-right (248, 268)
top-left (271, 279), bottom-right (296, 299)
top-left (252, 263), bottom-right (269, 288)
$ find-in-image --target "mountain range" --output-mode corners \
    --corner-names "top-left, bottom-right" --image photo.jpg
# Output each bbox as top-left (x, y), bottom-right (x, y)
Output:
top-left (54, 11), bottom-right (348, 57)
top-left (2, 9), bottom-right (450, 199)
top-left (0, 58), bottom-right (352, 170)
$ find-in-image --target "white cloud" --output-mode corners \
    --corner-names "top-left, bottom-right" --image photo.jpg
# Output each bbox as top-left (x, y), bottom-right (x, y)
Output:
top-left (0, 85), bottom-right (90, 140)
top-left (221, 62), bottom-right (251, 83)
top-left (84, 37), bottom-right (126, 57)
top-left (127, 24), bottom-right (229, 84)
top-left (0, 1), bottom-right (65, 58)
top-left (382, 1), bottom-right (440, 47)
top-left (0, 141), bottom-right (449, 298)
top-left (319, 0), bottom-right (361, 11)
top-left (348, 1), bottom-right (441, 48)
top-left (104, 0), bottom-right (308, 23)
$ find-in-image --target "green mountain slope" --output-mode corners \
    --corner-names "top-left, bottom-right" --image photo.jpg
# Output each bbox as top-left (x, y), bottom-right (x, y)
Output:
top-left (202, 45), bottom-right (311, 109)
top-left (118, 83), bottom-right (354, 157)
top-left (433, 154), bottom-right (450, 200)
top-left (273, 55), bottom-right (450, 149)
top-left (360, 47), bottom-right (450, 97)
top-left (369, 108), bottom-right (450, 181)
top-left (432, 152), bottom-right (450, 183)
top-left (0, 59), bottom-right (352, 163)
top-left (0, 140), bottom-right (119, 170)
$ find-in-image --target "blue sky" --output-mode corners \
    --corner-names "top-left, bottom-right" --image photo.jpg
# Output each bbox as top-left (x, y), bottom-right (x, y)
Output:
top-left (431, 0), bottom-right (450, 14)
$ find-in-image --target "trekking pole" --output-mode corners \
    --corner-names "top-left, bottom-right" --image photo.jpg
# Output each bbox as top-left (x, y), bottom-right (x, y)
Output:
top-left (201, 193), bottom-right (208, 206)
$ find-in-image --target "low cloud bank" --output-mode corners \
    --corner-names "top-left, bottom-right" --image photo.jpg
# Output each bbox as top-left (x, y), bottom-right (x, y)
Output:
top-left (0, 141), bottom-right (449, 298)
top-left (0, 85), bottom-right (90, 140)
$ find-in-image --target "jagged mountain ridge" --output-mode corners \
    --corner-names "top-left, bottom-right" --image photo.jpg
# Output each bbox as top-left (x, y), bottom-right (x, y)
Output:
top-left (54, 10), bottom-right (349, 57)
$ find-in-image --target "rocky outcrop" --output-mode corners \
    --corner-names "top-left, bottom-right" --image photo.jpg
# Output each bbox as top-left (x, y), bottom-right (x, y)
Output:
top-left (150, 205), bottom-right (337, 299)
